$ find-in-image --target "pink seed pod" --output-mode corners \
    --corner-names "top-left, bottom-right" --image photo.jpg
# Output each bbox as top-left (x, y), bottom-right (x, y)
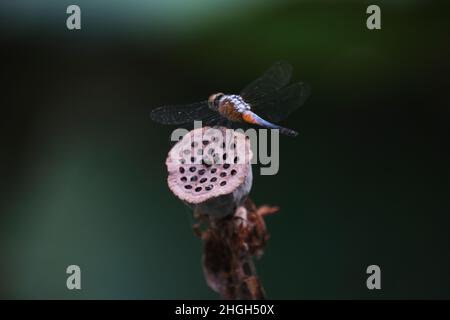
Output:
top-left (166, 126), bottom-right (253, 218)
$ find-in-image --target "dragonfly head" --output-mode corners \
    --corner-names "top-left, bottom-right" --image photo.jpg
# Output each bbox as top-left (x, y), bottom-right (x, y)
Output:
top-left (208, 93), bottom-right (224, 111)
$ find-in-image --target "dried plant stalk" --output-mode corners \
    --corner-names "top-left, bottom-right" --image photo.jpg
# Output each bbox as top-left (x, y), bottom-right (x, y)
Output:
top-left (195, 198), bottom-right (278, 300)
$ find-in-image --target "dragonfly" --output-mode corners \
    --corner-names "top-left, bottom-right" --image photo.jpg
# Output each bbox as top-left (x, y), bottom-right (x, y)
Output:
top-left (150, 61), bottom-right (310, 137)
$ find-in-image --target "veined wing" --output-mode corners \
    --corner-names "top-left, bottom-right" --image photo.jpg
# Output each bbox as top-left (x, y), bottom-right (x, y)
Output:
top-left (240, 60), bottom-right (293, 103)
top-left (249, 82), bottom-right (311, 123)
top-left (150, 101), bottom-right (215, 125)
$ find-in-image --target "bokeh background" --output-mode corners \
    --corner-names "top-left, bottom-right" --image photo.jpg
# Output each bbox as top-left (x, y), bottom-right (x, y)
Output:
top-left (1, 0), bottom-right (449, 299)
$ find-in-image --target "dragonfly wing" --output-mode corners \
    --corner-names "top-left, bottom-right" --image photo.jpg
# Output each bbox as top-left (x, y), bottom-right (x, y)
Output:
top-left (240, 60), bottom-right (293, 103)
top-left (249, 82), bottom-right (311, 123)
top-left (203, 113), bottom-right (223, 126)
top-left (150, 101), bottom-right (215, 125)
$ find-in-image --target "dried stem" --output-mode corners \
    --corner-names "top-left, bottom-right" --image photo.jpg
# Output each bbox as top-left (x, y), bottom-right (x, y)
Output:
top-left (194, 198), bottom-right (278, 300)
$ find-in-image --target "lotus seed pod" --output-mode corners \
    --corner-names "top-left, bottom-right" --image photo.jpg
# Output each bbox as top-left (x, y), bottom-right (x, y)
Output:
top-left (166, 126), bottom-right (253, 218)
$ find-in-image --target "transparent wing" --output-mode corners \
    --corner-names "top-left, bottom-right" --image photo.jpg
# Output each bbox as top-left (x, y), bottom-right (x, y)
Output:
top-left (250, 82), bottom-right (311, 123)
top-left (240, 61), bottom-right (293, 103)
top-left (150, 101), bottom-right (215, 125)
top-left (203, 114), bottom-right (223, 126)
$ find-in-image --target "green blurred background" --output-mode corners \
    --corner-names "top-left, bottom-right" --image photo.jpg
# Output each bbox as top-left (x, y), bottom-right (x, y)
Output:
top-left (1, 0), bottom-right (450, 299)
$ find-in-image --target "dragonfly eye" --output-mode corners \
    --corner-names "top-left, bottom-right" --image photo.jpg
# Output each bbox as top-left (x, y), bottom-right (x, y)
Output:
top-left (208, 93), bottom-right (224, 110)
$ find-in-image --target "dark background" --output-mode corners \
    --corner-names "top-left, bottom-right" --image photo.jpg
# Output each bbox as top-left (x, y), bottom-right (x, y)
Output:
top-left (1, 0), bottom-right (449, 299)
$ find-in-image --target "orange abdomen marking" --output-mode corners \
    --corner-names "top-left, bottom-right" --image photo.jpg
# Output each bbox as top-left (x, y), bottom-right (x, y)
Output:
top-left (242, 111), bottom-right (258, 124)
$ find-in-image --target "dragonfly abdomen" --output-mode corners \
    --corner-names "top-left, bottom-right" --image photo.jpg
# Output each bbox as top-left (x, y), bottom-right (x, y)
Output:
top-left (242, 110), bottom-right (298, 137)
